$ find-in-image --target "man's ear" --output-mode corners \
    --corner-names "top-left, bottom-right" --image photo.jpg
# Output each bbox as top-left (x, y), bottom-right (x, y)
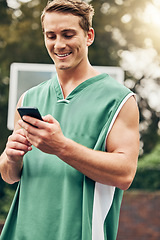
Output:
top-left (87, 28), bottom-right (95, 47)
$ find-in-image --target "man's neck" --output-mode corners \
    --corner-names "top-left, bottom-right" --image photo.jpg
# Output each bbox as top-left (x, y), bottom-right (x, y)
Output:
top-left (56, 62), bottom-right (100, 99)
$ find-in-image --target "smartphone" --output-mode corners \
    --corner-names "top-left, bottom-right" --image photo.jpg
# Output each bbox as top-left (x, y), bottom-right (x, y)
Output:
top-left (17, 107), bottom-right (43, 126)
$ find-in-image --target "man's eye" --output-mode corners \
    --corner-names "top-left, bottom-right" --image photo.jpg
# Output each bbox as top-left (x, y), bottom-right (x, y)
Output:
top-left (46, 35), bottom-right (56, 39)
top-left (65, 35), bottom-right (74, 39)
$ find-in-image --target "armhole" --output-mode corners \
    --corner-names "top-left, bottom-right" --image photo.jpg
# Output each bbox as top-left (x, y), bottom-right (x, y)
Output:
top-left (21, 90), bottom-right (28, 107)
top-left (104, 92), bottom-right (135, 150)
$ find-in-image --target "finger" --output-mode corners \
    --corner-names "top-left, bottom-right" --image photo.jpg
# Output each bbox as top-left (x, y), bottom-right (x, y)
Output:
top-left (18, 116), bottom-right (46, 130)
top-left (18, 120), bottom-right (43, 146)
top-left (18, 119), bottom-right (38, 134)
top-left (6, 143), bottom-right (32, 161)
top-left (6, 148), bottom-right (26, 157)
top-left (17, 128), bottom-right (31, 140)
top-left (9, 131), bottom-right (32, 146)
top-left (7, 136), bottom-right (32, 153)
top-left (7, 141), bottom-right (32, 152)
top-left (43, 114), bottom-right (57, 124)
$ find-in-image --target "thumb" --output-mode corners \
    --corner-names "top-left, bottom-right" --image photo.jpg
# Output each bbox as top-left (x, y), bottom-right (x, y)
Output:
top-left (43, 114), bottom-right (55, 124)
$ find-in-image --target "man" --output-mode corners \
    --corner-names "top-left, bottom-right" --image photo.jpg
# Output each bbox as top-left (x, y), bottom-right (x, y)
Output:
top-left (0, 0), bottom-right (139, 239)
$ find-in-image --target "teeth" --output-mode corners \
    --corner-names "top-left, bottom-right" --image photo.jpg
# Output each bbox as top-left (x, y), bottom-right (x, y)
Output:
top-left (56, 53), bottom-right (71, 57)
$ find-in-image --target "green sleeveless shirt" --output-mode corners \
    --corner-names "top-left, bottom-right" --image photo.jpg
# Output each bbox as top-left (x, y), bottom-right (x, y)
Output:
top-left (1, 73), bottom-right (133, 240)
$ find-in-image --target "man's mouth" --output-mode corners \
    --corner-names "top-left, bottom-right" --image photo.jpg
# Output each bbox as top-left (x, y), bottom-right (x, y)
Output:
top-left (55, 52), bottom-right (72, 57)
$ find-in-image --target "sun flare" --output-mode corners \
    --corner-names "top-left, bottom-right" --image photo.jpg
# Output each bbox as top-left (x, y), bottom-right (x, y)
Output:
top-left (143, 3), bottom-right (160, 27)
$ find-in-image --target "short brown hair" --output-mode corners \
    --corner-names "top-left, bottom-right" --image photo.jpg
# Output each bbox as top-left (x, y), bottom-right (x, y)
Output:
top-left (41, 0), bottom-right (94, 33)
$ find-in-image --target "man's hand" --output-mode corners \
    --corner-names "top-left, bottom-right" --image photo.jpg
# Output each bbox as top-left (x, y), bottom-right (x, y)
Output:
top-left (0, 128), bottom-right (32, 184)
top-left (5, 128), bottom-right (32, 163)
top-left (18, 115), bottom-right (67, 156)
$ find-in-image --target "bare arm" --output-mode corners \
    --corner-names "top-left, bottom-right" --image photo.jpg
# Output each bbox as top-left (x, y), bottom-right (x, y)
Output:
top-left (58, 96), bottom-right (139, 189)
top-left (0, 94), bottom-right (32, 184)
top-left (18, 96), bottom-right (139, 190)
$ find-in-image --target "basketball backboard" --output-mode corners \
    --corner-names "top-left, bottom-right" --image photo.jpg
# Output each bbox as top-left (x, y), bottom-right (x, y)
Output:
top-left (7, 63), bottom-right (124, 130)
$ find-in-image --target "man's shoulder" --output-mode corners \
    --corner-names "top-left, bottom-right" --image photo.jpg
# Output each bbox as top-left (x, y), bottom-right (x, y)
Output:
top-left (27, 75), bottom-right (56, 93)
top-left (92, 73), bottom-right (132, 96)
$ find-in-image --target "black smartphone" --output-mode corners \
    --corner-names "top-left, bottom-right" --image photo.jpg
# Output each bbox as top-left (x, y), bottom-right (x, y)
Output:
top-left (17, 107), bottom-right (43, 126)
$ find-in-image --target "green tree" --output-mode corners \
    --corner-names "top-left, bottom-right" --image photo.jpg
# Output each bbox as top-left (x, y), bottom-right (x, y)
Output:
top-left (0, 0), bottom-right (12, 154)
top-left (131, 143), bottom-right (160, 190)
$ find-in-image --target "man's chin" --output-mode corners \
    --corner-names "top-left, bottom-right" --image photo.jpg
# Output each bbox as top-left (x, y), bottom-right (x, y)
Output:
top-left (57, 65), bottom-right (71, 71)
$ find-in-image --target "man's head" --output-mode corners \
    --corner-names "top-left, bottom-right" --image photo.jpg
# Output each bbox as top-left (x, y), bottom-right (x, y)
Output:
top-left (41, 0), bottom-right (95, 72)
top-left (41, 0), bottom-right (94, 34)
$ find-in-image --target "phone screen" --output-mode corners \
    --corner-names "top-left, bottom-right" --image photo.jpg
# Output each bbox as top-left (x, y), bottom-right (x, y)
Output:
top-left (17, 107), bottom-right (43, 127)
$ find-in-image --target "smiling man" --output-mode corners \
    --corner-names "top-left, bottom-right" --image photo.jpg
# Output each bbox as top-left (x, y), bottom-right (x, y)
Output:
top-left (43, 13), bottom-right (92, 72)
top-left (0, 1), bottom-right (139, 240)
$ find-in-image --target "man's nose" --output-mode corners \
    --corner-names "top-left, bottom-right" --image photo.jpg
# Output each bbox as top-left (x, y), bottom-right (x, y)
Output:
top-left (54, 37), bottom-right (66, 50)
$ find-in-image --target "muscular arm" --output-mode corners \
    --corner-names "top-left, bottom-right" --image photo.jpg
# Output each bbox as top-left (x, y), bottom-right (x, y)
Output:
top-left (0, 94), bottom-right (32, 184)
top-left (18, 96), bottom-right (139, 190)
top-left (58, 97), bottom-right (139, 189)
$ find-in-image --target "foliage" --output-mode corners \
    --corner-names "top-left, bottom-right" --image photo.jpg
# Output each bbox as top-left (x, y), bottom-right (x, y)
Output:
top-left (0, 1), bottom-right (12, 154)
top-left (0, 181), bottom-right (17, 220)
top-left (131, 142), bottom-right (160, 190)
top-left (131, 169), bottom-right (160, 190)
top-left (138, 142), bottom-right (160, 169)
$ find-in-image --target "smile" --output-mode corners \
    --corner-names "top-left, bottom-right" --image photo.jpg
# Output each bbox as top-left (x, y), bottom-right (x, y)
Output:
top-left (55, 52), bottom-right (72, 57)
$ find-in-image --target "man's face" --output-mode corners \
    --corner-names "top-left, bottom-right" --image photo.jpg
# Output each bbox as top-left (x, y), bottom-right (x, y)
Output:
top-left (43, 12), bottom-right (93, 71)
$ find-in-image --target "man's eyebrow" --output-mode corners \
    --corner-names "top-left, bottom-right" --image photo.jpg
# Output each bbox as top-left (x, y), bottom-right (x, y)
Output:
top-left (61, 28), bottom-right (77, 34)
top-left (45, 31), bottom-right (55, 34)
top-left (45, 29), bottom-right (77, 34)
top-left (61, 29), bottom-right (77, 33)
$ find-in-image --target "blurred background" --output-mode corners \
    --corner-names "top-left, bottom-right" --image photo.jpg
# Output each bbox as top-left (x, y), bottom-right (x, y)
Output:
top-left (0, 0), bottom-right (160, 239)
